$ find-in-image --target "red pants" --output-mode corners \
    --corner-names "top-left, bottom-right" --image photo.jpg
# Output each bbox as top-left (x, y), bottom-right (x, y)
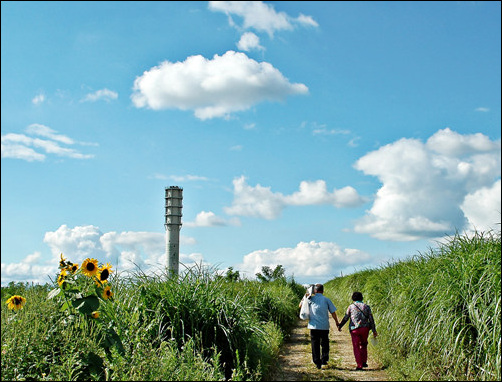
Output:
top-left (350, 326), bottom-right (370, 368)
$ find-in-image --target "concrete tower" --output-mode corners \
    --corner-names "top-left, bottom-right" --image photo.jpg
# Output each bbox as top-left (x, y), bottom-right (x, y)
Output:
top-left (165, 186), bottom-right (183, 276)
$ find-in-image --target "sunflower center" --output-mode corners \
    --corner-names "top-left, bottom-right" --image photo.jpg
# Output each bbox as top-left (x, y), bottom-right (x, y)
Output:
top-left (86, 263), bottom-right (95, 271)
top-left (14, 298), bottom-right (21, 305)
top-left (100, 269), bottom-right (109, 280)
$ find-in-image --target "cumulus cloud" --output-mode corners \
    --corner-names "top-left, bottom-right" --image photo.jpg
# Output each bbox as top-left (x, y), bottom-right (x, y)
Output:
top-left (41, 224), bottom-right (199, 271)
top-left (237, 32), bottom-right (264, 52)
top-left (1, 225), bottom-right (203, 285)
top-left (185, 211), bottom-right (240, 227)
top-left (224, 176), bottom-right (367, 219)
top-left (1, 124), bottom-right (95, 161)
top-left (236, 241), bottom-right (372, 281)
top-left (131, 50), bottom-right (308, 120)
top-left (354, 128), bottom-right (501, 241)
top-left (461, 179), bottom-right (501, 233)
top-left (81, 88), bottom-right (118, 102)
top-left (1, 252), bottom-right (56, 285)
top-left (208, 1), bottom-right (318, 37)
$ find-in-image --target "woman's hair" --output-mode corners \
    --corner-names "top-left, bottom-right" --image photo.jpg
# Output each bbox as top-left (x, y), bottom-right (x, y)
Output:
top-left (352, 291), bottom-right (363, 301)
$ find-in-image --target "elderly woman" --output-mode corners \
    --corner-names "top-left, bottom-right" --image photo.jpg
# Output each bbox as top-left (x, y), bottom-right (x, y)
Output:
top-left (338, 291), bottom-right (378, 371)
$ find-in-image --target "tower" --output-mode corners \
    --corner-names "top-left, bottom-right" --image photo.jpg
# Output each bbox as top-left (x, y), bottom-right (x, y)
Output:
top-left (165, 186), bottom-right (183, 276)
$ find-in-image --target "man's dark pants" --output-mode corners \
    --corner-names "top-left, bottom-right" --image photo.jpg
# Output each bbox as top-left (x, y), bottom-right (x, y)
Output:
top-left (310, 329), bottom-right (329, 367)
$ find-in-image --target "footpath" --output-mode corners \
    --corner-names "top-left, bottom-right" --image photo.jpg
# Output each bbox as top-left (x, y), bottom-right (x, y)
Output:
top-left (269, 316), bottom-right (388, 381)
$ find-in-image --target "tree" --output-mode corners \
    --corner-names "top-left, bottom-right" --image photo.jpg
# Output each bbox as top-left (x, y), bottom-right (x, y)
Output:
top-left (255, 265), bottom-right (285, 282)
top-left (225, 266), bottom-right (240, 281)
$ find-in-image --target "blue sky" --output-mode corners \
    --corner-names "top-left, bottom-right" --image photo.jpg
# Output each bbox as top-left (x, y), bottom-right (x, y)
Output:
top-left (1, 1), bottom-right (501, 286)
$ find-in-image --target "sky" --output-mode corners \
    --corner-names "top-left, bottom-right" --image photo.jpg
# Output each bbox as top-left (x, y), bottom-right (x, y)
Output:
top-left (1, 1), bottom-right (501, 286)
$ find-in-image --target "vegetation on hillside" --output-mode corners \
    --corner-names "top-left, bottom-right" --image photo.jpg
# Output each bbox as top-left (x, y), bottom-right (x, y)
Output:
top-left (2, 230), bottom-right (500, 381)
top-left (325, 229), bottom-right (501, 381)
top-left (1, 263), bottom-right (304, 381)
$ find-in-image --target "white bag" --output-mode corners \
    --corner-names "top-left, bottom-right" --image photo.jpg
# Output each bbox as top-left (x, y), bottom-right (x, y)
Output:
top-left (299, 298), bottom-right (310, 320)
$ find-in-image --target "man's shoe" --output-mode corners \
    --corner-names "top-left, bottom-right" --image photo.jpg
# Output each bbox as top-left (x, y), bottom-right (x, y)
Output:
top-left (316, 363), bottom-right (322, 369)
top-left (355, 367), bottom-right (364, 371)
top-left (362, 363), bottom-right (368, 367)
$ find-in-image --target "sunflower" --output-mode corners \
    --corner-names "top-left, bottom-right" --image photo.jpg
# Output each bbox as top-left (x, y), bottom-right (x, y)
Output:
top-left (6, 295), bottom-right (26, 311)
top-left (57, 270), bottom-right (68, 286)
top-left (91, 311), bottom-right (100, 319)
top-left (102, 286), bottom-right (113, 300)
top-left (81, 258), bottom-right (99, 277)
top-left (59, 253), bottom-right (67, 268)
top-left (68, 263), bottom-right (79, 274)
top-left (98, 263), bottom-right (113, 282)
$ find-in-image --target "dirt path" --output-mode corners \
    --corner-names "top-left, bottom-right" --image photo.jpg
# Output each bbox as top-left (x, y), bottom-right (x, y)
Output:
top-left (269, 316), bottom-right (388, 381)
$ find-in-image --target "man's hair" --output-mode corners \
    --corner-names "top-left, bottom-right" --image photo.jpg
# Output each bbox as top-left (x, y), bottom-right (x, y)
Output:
top-left (352, 291), bottom-right (363, 301)
top-left (315, 284), bottom-right (324, 293)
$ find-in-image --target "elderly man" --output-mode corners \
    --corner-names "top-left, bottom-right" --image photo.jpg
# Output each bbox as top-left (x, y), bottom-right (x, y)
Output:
top-left (299, 283), bottom-right (340, 369)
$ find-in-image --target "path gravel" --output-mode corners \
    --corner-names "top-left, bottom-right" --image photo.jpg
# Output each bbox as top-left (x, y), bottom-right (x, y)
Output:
top-left (269, 316), bottom-right (388, 381)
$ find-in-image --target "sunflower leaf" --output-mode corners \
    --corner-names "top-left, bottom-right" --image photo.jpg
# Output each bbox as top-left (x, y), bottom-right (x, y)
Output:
top-left (60, 301), bottom-right (70, 312)
top-left (72, 295), bottom-right (100, 315)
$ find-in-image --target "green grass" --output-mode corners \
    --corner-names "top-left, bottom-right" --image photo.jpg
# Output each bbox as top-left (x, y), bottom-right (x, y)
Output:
top-left (1, 264), bottom-right (304, 381)
top-left (325, 229), bottom-right (501, 381)
top-left (4, 229), bottom-right (499, 381)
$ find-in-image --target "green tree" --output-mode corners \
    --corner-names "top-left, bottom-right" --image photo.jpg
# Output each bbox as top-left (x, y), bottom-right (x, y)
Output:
top-left (256, 265), bottom-right (285, 282)
top-left (224, 266), bottom-right (240, 281)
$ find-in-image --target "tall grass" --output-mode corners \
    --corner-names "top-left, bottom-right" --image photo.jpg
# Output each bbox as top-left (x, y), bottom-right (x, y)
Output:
top-left (1, 265), bottom-right (303, 381)
top-left (325, 230), bottom-right (501, 381)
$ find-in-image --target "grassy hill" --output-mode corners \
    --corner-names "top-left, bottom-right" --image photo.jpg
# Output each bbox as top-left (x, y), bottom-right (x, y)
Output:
top-left (2, 229), bottom-right (499, 381)
top-left (325, 229), bottom-right (501, 381)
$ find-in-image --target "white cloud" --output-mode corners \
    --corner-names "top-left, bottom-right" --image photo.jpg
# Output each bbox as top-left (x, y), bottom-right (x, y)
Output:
top-left (296, 13), bottom-right (319, 28)
top-left (285, 180), bottom-right (366, 208)
top-left (131, 50), bottom-right (308, 120)
top-left (26, 123), bottom-right (74, 144)
top-left (1, 252), bottom-right (56, 285)
top-left (236, 241), bottom-right (371, 281)
top-left (0, 140), bottom-right (45, 161)
top-left (43, 225), bottom-right (199, 277)
top-left (224, 176), bottom-right (366, 219)
top-left (461, 179), bottom-right (501, 233)
top-left (354, 128), bottom-right (501, 241)
top-left (32, 93), bottom-right (45, 105)
top-left (1, 124), bottom-right (95, 161)
top-left (81, 88), bottom-right (118, 102)
top-left (169, 174), bottom-right (209, 182)
top-left (475, 107), bottom-right (490, 112)
top-left (237, 32), bottom-right (264, 52)
top-left (185, 211), bottom-right (228, 227)
top-left (426, 127), bottom-right (499, 157)
top-left (0, 225), bottom-right (199, 286)
top-left (312, 127), bottom-right (351, 136)
top-left (224, 176), bottom-right (287, 219)
top-left (208, 1), bottom-right (318, 37)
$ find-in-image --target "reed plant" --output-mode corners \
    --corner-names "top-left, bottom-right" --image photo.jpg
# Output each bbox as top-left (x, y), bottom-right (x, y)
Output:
top-left (2, 261), bottom-right (301, 381)
top-left (326, 229), bottom-right (501, 381)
